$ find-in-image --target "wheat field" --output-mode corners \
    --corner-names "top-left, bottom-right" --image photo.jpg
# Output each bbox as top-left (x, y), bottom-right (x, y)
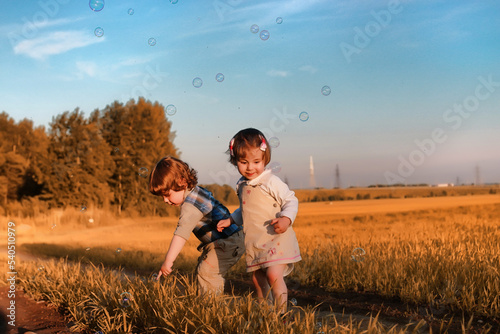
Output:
top-left (2, 192), bottom-right (500, 333)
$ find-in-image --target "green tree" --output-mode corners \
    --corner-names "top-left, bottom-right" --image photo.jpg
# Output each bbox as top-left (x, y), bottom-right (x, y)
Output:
top-left (45, 109), bottom-right (115, 208)
top-left (93, 98), bottom-right (178, 215)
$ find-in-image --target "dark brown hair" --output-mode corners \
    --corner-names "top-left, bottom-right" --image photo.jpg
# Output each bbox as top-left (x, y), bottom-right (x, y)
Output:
top-left (228, 128), bottom-right (271, 166)
top-left (149, 156), bottom-right (198, 196)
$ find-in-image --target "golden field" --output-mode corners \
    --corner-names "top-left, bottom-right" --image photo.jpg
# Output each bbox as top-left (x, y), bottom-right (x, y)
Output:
top-left (2, 190), bottom-right (500, 333)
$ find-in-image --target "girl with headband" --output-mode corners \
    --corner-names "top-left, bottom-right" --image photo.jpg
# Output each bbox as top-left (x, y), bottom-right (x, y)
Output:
top-left (217, 128), bottom-right (301, 315)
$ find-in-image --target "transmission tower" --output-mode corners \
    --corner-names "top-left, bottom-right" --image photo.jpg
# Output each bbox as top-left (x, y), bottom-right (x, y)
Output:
top-left (335, 164), bottom-right (341, 189)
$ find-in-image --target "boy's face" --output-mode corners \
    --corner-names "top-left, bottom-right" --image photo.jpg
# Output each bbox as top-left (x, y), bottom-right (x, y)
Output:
top-left (163, 189), bottom-right (185, 206)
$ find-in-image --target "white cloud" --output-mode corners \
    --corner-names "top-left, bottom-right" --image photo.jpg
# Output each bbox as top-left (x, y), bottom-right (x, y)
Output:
top-left (267, 69), bottom-right (290, 78)
top-left (13, 30), bottom-right (104, 60)
top-left (76, 61), bottom-right (97, 78)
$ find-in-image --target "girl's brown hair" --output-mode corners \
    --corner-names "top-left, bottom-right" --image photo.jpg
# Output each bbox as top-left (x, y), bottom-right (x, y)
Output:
top-left (228, 128), bottom-right (271, 166)
top-left (149, 156), bottom-right (198, 196)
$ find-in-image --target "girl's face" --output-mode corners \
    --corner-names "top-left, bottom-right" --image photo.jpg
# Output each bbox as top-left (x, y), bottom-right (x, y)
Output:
top-left (237, 147), bottom-right (266, 180)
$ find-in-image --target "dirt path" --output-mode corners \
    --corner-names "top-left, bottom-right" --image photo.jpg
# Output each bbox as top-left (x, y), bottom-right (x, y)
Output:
top-left (0, 286), bottom-right (72, 334)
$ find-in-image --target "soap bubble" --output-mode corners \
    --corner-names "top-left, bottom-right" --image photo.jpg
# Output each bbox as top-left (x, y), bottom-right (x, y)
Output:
top-left (290, 298), bottom-right (297, 306)
top-left (80, 205), bottom-right (87, 212)
top-left (120, 292), bottom-right (132, 307)
top-left (250, 24), bottom-right (259, 34)
top-left (259, 30), bottom-right (270, 41)
top-left (321, 85), bottom-right (331, 96)
top-left (299, 111), bottom-right (309, 122)
top-left (89, 0), bottom-right (104, 12)
top-left (128, 8), bottom-right (134, 15)
top-left (268, 136), bottom-right (280, 148)
top-left (151, 273), bottom-right (159, 281)
top-left (138, 167), bottom-right (149, 177)
top-left (166, 104), bottom-right (177, 116)
top-left (51, 224), bottom-right (57, 230)
top-left (276, 17), bottom-right (283, 24)
top-left (116, 248), bottom-right (122, 253)
top-left (215, 73), bottom-right (225, 82)
top-left (148, 37), bottom-right (156, 46)
top-left (86, 247), bottom-right (91, 251)
top-left (88, 218), bottom-right (94, 223)
top-left (94, 27), bottom-right (104, 37)
top-left (351, 247), bottom-right (366, 262)
top-left (169, 0), bottom-right (178, 3)
top-left (114, 147), bottom-right (119, 152)
top-left (192, 77), bottom-right (203, 88)
top-left (268, 162), bottom-right (282, 174)
top-left (38, 265), bottom-right (45, 272)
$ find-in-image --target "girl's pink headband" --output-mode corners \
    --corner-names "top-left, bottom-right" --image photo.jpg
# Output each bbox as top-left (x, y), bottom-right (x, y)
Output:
top-left (229, 135), bottom-right (267, 157)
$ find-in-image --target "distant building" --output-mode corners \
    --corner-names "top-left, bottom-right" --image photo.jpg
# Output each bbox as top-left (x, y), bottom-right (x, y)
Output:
top-left (436, 183), bottom-right (454, 187)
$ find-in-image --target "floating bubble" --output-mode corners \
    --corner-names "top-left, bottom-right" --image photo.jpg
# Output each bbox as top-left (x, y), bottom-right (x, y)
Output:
top-left (299, 111), bottom-right (309, 122)
top-left (116, 248), bottom-right (122, 253)
top-left (215, 73), bottom-right (225, 82)
top-left (268, 137), bottom-right (280, 148)
top-left (114, 147), bottom-right (119, 152)
top-left (192, 77), bottom-right (203, 88)
top-left (151, 273), bottom-right (159, 281)
top-left (38, 265), bottom-right (45, 272)
top-left (316, 322), bottom-right (322, 329)
top-left (166, 104), bottom-right (177, 116)
top-left (94, 27), bottom-right (104, 37)
top-left (351, 247), bottom-right (366, 262)
top-left (148, 37), bottom-right (156, 46)
top-left (51, 224), bottom-right (57, 230)
top-left (250, 24), bottom-right (259, 34)
top-left (128, 8), bottom-right (134, 15)
top-left (80, 205), bottom-right (87, 212)
top-left (276, 17), bottom-right (283, 24)
top-left (268, 162), bottom-right (282, 174)
top-left (88, 218), bottom-right (94, 223)
top-left (86, 247), bottom-right (91, 251)
top-left (138, 167), bottom-right (149, 177)
top-left (259, 30), bottom-right (270, 41)
top-left (321, 85), bottom-right (331, 96)
top-left (169, 0), bottom-right (178, 3)
top-left (120, 292), bottom-right (132, 307)
top-left (290, 298), bottom-right (297, 306)
top-left (89, 0), bottom-right (105, 12)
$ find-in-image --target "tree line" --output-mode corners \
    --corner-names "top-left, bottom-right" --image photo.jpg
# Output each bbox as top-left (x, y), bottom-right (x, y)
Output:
top-left (0, 98), bottom-right (217, 217)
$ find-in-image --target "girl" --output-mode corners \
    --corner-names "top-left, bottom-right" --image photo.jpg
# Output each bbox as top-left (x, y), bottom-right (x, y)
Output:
top-left (217, 128), bottom-right (301, 313)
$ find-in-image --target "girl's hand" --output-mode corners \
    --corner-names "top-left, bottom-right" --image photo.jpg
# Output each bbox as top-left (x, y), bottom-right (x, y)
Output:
top-left (217, 218), bottom-right (231, 232)
top-left (270, 217), bottom-right (291, 234)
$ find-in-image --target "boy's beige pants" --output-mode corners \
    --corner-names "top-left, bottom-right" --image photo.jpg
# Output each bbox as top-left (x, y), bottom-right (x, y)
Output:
top-left (196, 230), bottom-right (245, 295)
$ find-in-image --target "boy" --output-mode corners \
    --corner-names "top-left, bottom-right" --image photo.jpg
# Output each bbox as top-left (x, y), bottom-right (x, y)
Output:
top-left (149, 156), bottom-right (244, 295)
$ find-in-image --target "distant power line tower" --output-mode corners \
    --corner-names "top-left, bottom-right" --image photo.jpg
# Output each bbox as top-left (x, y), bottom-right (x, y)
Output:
top-left (475, 165), bottom-right (482, 186)
top-left (335, 164), bottom-right (341, 189)
top-left (309, 156), bottom-right (316, 188)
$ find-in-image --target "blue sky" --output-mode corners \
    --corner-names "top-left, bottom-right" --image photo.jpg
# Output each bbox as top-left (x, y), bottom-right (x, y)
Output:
top-left (1, 0), bottom-right (499, 188)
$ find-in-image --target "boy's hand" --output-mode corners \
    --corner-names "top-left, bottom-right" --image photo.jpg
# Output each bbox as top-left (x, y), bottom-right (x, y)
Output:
top-left (157, 260), bottom-right (174, 280)
top-left (217, 218), bottom-right (231, 232)
top-left (270, 217), bottom-right (291, 234)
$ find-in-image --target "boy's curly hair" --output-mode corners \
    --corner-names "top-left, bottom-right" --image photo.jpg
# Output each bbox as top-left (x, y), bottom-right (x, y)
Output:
top-left (149, 156), bottom-right (198, 196)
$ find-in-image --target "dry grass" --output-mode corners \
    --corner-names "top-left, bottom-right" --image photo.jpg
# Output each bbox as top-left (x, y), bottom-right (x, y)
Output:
top-left (2, 192), bottom-right (500, 333)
